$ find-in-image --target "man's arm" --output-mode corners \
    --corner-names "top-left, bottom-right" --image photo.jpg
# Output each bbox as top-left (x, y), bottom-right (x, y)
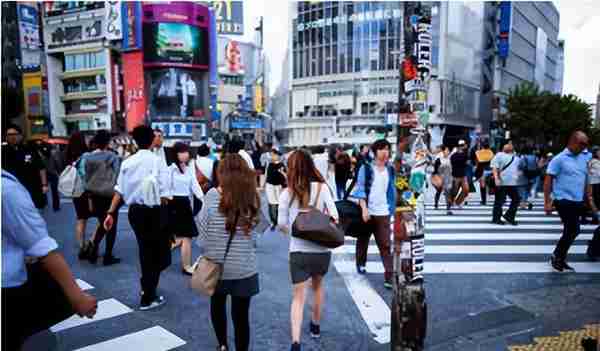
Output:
top-left (543, 174), bottom-right (554, 214)
top-left (40, 169), bottom-right (48, 193)
top-left (103, 192), bottom-right (122, 231)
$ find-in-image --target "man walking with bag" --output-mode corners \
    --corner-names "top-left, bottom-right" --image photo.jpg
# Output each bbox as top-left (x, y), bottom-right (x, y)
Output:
top-left (491, 143), bottom-right (521, 225)
top-left (544, 131), bottom-right (592, 272)
top-left (104, 125), bottom-right (171, 310)
top-left (78, 130), bottom-right (121, 265)
top-left (351, 139), bottom-right (396, 289)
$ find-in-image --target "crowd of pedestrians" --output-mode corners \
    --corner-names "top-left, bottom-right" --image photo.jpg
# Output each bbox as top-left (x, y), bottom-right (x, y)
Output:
top-left (3, 122), bottom-right (600, 350)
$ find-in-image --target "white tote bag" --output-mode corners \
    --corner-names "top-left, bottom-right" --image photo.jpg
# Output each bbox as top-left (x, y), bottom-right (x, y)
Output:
top-left (139, 157), bottom-right (161, 206)
top-left (58, 164), bottom-right (84, 198)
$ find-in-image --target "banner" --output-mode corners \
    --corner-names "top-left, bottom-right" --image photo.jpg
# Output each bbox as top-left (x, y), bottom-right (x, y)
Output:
top-left (105, 1), bottom-right (123, 40)
top-left (17, 3), bottom-right (41, 71)
top-left (212, 1), bottom-right (244, 35)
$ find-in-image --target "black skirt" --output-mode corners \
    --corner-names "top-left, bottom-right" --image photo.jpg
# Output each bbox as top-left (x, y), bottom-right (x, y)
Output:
top-left (215, 273), bottom-right (260, 297)
top-left (169, 196), bottom-right (197, 238)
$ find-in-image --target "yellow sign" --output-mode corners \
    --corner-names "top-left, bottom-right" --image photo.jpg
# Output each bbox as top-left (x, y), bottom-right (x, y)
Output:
top-left (22, 72), bottom-right (43, 117)
top-left (254, 85), bottom-right (263, 113)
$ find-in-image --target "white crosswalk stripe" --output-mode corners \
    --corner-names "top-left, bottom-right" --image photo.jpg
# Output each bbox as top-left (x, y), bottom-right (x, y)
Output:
top-left (50, 279), bottom-right (186, 350)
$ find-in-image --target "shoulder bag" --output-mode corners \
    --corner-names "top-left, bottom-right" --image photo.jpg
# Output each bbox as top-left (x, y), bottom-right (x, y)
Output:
top-left (335, 176), bottom-right (368, 238)
top-left (292, 183), bottom-right (345, 248)
top-left (190, 213), bottom-right (236, 296)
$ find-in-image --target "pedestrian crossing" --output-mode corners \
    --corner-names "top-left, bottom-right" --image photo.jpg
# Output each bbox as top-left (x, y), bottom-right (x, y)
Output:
top-left (50, 279), bottom-right (186, 351)
top-left (331, 194), bottom-right (600, 345)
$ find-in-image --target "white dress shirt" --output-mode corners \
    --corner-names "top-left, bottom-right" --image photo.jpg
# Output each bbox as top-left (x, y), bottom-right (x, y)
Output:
top-left (168, 163), bottom-right (204, 199)
top-left (313, 153), bottom-right (329, 180)
top-left (238, 150), bottom-right (255, 170)
top-left (114, 149), bottom-right (170, 206)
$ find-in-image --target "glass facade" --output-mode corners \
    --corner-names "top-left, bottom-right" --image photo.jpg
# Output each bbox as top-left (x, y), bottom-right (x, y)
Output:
top-left (292, 1), bottom-right (403, 80)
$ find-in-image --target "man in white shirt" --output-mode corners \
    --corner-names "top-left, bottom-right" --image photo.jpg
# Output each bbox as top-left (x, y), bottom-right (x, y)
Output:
top-left (491, 143), bottom-right (521, 225)
top-left (312, 145), bottom-right (329, 180)
top-left (104, 125), bottom-right (171, 311)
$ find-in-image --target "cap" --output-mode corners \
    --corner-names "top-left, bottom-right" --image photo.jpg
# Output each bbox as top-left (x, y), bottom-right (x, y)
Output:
top-left (458, 140), bottom-right (466, 146)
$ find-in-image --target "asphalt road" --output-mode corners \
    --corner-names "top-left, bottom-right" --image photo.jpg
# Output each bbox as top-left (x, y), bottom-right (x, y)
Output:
top-left (24, 191), bottom-right (600, 351)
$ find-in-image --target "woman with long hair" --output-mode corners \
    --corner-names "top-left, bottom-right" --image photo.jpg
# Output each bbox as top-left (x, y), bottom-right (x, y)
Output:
top-left (65, 132), bottom-right (96, 259)
top-left (195, 154), bottom-right (260, 351)
top-left (334, 152), bottom-right (352, 199)
top-left (168, 142), bottom-right (204, 275)
top-left (278, 149), bottom-right (339, 351)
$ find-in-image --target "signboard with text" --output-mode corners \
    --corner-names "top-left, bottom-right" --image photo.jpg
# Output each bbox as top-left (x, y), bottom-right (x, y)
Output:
top-left (212, 1), bottom-right (244, 35)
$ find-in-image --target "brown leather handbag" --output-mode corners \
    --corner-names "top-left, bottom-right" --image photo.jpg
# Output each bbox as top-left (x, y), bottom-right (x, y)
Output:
top-left (291, 183), bottom-right (345, 249)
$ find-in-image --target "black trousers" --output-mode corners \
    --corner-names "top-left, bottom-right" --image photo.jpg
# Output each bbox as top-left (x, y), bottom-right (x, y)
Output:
top-left (554, 200), bottom-right (585, 260)
top-left (1, 264), bottom-right (74, 351)
top-left (90, 195), bottom-right (118, 258)
top-left (268, 204), bottom-right (278, 227)
top-left (128, 205), bottom-right (171, 303)
top-left (492, 186), bottom-right (520, 222)
top-left (210, 294), bottom-right (252, 351)
top-left (48, 173), bottom-right (60, 210)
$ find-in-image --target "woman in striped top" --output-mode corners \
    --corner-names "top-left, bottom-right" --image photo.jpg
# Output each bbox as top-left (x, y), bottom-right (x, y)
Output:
top-left (195, 154), bottom-right (260, 351)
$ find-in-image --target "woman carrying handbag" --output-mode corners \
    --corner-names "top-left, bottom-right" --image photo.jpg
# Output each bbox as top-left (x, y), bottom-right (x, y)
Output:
top-left (194, 154), bottom-right (261, 351)
top-left (277, 149), bottom-right (340, 351)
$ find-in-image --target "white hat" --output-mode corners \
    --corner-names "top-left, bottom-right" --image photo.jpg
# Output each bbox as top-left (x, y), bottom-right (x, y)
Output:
top-left (458, 139), bottom-right (466, 146)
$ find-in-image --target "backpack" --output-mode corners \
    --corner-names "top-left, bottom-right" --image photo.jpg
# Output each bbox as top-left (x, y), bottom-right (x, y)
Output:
top-left (84, 157), bottom-right (118, 197)
top-left (58, 162), bottom-right (84, 198)
top-left (521, 155), bottom-right (540, 179)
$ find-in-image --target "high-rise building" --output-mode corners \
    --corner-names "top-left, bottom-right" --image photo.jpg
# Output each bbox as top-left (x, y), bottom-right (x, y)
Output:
top-left (595, 84), bottom-right (600, 127)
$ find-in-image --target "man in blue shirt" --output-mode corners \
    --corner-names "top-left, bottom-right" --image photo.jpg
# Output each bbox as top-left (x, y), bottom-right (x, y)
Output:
top-left (544, 131), bottom-right (592, 272)
top-left (2, 171), bottom-right (97, 349)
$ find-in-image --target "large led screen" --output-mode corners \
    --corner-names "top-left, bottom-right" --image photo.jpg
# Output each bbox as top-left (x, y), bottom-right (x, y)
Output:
top-left (143, 22), bottom-right (208, 67)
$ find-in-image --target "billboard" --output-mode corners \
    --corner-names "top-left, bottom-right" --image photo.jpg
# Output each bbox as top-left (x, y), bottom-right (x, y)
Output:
top-left (17, 3), bottom-right (42, 71)
top-left (122, 2), bottom-right (142, 49)
top-left (212, 1), bottom-right (244, 35)
top-left (105, 1), bottom-right (123, 40)
top-left (231, 116), bottom-right (263, 129)
top-left (122, 51), bottom-right (147, 132)
top-left (219, 40), bottom-right (245, 75)
top-left (498, 1), bottom-right (511, 59)
top-left (143, 22), bottom-right (209, 68)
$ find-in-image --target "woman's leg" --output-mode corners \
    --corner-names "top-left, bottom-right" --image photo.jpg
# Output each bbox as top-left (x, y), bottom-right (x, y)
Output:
top-left (180, 238), bottom-right (192, 271)
top-left (231, 296), bottom-right (252, 351)
top-left (479, 177), bottom-right (487, 205)
top-left (290, 281), bottom-right (308, 344)
top-left (75, 219), bottom-right (87, 247)
top-left (210, 293), bottom-right (229, 348)
top-left (434, 189), bottom-right (442, 209)
top-left (310, 275), bottom-right (324, 325)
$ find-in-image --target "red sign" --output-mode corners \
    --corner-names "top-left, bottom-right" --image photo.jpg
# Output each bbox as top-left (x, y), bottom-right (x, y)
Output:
top-left (399, 112), bottom-right (418, 128)
top-left (122, 51), bottom-right (147, 132)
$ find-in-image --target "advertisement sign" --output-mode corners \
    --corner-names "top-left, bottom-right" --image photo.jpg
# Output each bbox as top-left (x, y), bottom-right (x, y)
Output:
top-left (44, 14), bottom-right (104, 52)
top-left (212, 1), bottom-right (244, 35)
top-left (142, 2), bottom-right (209, 27)
top-left (219, 40), bottom-right (245, 75)
top-left (122, 52), bottom-right (147, 131)
top-left (254, 85), bottom-right (263, 113)
top-left (416, 18), bottom-right (432, 82)
top-left (498, 1), bottom-right (511, 59)
top-left (535, 28), bottom-right (547, 88)
top-left (231, 116), bottom-right (263, 129)
top-left (105, 1), bottom-right (123, 40)
top-left (399, 112), bottom-right (418, 128)
top-left (18, 3), bottom-right (42, 71)
top-left (22, 72), bottom-right (43, 117)
top-left (143, 22), bottom-right (209, 68)
top-left (122, 2), bottom-right (142, 49)
top-left (151, 122), bottom-right (207, 139)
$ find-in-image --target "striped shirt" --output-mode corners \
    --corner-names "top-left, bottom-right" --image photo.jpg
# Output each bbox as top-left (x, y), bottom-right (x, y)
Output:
top-left (195, 188), bottom-right (257, 280)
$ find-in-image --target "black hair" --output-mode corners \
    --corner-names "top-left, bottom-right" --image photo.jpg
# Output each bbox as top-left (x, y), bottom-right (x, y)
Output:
top-left (153, 128), bottom-right (163, 135)
top-left (227, 137), bottom-right (245, 153)
top-left (173, 142), bottom-right (190, 174)
top-left (5, 124), bottom-right (22, 135)
top-left (371, 139), bottom-right (391, 154)
top-left (132, 125), bottom-right (155, 149)
top-left (94, 130), bottom-right (111, 149)
top-left (312, 145), bottom-right (326, 154)
top-left (197, 143), bottom-right (210, 157)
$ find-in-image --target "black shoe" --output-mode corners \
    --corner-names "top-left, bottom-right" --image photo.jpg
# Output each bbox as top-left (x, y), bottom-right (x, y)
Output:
top-left (434, 205), bottom-right (439, 210)
top-left (562, 261), bottom-right (575, 272)
top-left (446, 211), bottom-right (453, 215)
top-left (309, 321), bottom-right (321, 339)
top-left (587, 242), bottom-right (598, 261)
top-left (290, 343), bottom-right (301, 351)
top-left (491, 220), bottom-right (505, 225)
top-left (216, 346), bottom-right (228, 351)
top-left (103, 256), bottom-right (121, 266)
top-left (356, 265), bottom-right (367, 275)
top-left (480, 201), bottom-right (486, 206)
top-left (140, 295), bottom-right (166, 311)
top-left (550, 256), bottom-right (564, 272)
top-left (87, 247), bottom-right (99, 264)
top-left (503, 216), bottom-right (518, 226)
top-left (528, 203), bottom-right (533, 211)
top-left (78, 241), bottom-right (90, 260)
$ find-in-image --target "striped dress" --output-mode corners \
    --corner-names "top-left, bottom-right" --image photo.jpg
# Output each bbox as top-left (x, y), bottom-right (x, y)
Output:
top-left (195, 188), bottom-right (257, 280)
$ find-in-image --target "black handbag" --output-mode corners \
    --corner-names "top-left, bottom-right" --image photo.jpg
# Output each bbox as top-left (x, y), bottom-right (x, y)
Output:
top-left (335, 176), bottom-right (369, 238)
top-left (292, 183), bottom-right (345, 248)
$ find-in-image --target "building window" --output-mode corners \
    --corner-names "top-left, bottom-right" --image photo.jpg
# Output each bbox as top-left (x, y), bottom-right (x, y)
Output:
top-left (361, 102), bottom-right (368, 115)
top-left (64, 51), bottom-right (105, 71)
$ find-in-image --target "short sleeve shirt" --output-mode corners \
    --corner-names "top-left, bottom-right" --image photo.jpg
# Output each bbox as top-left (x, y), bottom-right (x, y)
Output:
top-left (546, 148), bottom-right (591, 202)
top-left (491, 152), bottom-right (519, 186)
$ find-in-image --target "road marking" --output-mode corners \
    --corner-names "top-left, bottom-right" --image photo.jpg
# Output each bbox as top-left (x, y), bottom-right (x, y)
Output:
top-left (333, 260), bottom-right (390, 344)
top-left (335, 244), bottom-right (589, 255)
top-left (427, 223), bottom-right (597, 230)
top-left (51, 298), bottom-right (132, 332)
top-left (426, 210), bottom-right (548, 215)
top-left (335, 261), bottom-right (600, 274)
top-left (344, 233), bottom-right (594, 241)
top-left (426, 216), bottom-right (563, 223)
top-left (73, 326), bottom-right (186, 351)
top-left (76, 279), bottom-right (94, 291)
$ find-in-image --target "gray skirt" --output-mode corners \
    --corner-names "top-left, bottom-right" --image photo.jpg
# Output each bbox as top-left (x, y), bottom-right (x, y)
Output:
top-left (215, 273), bottom-right (259, 297)
top-left (289, 252), bottom-right (332, 284)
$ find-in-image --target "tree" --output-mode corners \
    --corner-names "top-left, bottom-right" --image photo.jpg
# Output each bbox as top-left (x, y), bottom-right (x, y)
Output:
top-left (503, 82), bottom-right (594, 152)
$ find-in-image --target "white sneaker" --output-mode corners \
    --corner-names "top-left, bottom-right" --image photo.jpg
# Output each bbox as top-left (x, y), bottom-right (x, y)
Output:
top-left (140, 295), bottom-right (166, 311)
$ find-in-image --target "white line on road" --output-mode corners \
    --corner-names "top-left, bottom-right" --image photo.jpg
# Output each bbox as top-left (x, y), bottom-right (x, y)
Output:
top-left (426, 210), bottom-right (548, 215)
top-left (427, 223), bottom-right (597, 231)
top-left (333, 260), bottom-right (391, 344)
top-left (343, 233), bottom-right (594, 241)
top-left (51, 298), bottom-right (133, 333)
top-left (334, 244), bottom-right (590, 255)
top-left (335, 261), bottom-right (600, 274)
top-left (76, 279), bottom-right (94, 291)
top-left (426, 216), bottom-right (563, 223)
top-left (73, 326), bottom-right (186, 351)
